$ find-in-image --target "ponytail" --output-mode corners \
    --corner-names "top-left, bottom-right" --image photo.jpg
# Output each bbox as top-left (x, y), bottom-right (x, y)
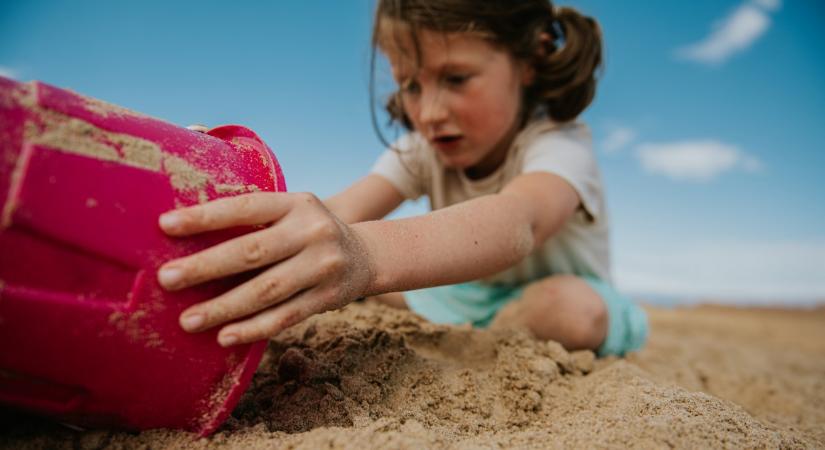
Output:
top-left (530, 6), bottom-right (603, 122)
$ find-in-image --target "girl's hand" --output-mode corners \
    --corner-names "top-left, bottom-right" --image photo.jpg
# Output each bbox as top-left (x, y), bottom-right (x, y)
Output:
top-left (156, 192), bottom-right (374, 347)
top-left (185, 124), bottom-right (210, 133)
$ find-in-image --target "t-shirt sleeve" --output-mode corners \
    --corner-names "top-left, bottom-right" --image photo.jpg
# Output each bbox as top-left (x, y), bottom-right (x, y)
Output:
top-left (520, 123), bottom-right (603, 223)
top-left (370, 133), bottom-right (427, 201)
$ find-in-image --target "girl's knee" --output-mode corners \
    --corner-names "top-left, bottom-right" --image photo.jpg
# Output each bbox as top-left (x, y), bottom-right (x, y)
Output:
top-left (578, 297), bottom-right (608, 350)
top-left (524, 275), bottom-right (608, 350)
top-left (558, 294), bottom-right (606, 350)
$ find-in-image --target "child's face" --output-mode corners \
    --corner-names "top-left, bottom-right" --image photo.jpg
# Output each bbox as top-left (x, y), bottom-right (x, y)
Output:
top-left (381, 24), bottom-right (533, 176)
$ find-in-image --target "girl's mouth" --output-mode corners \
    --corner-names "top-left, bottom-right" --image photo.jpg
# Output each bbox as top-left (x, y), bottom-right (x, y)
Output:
top-left (432, 135), bottom-right (463, 151)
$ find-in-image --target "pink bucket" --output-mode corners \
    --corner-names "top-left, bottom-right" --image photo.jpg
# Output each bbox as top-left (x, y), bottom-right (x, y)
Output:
top-left (0, 76), bottom-right (285, 435)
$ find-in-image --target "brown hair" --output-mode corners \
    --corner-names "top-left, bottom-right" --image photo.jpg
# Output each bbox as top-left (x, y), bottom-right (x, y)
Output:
top-left (369, 0), bottom-right (603, 138)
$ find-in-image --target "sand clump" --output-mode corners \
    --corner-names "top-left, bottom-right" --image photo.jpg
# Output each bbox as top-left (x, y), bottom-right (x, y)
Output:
top-left (2, 301), bottom-right (822, 449)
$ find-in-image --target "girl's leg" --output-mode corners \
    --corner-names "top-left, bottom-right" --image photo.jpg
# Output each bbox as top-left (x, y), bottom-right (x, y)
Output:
top-left (490, 275), bottom-right (608, 351)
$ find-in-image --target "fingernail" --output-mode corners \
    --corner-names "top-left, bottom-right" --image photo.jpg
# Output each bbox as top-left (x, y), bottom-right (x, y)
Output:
top-left (159, 213), bottom-right (181, 231)
top-left (158, 267), bottom-right (183, 288)
top-left (180, 313), bottom-right (205, 331)
top-left (219, 334), bottom-right (239, 347)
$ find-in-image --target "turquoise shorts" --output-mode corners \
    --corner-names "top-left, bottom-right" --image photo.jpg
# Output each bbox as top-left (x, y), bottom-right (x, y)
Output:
top-left (404, 276), bottom-right (648, 357)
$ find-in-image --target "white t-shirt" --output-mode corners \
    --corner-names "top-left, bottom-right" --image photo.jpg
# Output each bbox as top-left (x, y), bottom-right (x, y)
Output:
top-left (370, 117), bottom-right (612, 286)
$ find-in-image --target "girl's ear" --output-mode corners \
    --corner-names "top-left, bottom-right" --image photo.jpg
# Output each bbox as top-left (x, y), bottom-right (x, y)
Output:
top-left (521, 31), bottom-right (552, 87)
top-left (520, 63), bottom-right (536, 87)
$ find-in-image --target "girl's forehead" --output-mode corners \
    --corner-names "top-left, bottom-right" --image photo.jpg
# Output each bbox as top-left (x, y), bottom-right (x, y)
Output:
top-left (377, 19), bottom-right (499, 73)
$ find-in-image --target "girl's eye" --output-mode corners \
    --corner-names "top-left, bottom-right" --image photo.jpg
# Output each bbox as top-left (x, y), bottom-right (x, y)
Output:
top-left (444, 74), bottom-right (470, 87)
top-left (401, 80), bottom-right (421, 95)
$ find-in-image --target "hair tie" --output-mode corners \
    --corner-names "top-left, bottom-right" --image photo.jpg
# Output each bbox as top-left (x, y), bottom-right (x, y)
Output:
top-left (550, 19), bottom-right (565, 46)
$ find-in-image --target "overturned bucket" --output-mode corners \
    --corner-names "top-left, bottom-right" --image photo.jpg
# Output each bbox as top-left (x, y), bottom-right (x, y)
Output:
top-left (0, 76), bottom-right (285, 435)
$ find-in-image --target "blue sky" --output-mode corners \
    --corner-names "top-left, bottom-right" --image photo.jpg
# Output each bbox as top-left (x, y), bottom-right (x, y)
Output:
top-left (2, 1), bottom-right (823, 305)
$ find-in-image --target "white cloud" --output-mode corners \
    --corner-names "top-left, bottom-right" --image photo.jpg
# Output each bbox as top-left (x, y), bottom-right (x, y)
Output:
top-left (753, 0), bottom-right (782, 12)
top-left (614, 239), bottom-right (825, 305)
top-left (0, 66), bottom-right (18, 79)
top-left (636, 139), bottom-right (762, 182)
top-left (601, 126), bottom-right (637, 153)
top-left (676, 0), bottom-right (780, 65)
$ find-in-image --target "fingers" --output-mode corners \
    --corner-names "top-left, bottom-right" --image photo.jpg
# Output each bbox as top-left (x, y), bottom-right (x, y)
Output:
top-left (177, 251), bottom-right (325, 335)
top-left (186, 124), bottom-right (209, 133)
top-left (159, 192), bottom-right (290, 236)
top-left (215, 287), bottom-right (333, 346)
top-left (158, 217), bottom-right (303, 291)
top-left (158, 191), bottom-right (361, 346)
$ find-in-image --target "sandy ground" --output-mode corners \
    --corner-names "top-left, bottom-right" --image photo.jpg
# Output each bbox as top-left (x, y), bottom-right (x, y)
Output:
top-left (2, 301), bottom-right (824, 449)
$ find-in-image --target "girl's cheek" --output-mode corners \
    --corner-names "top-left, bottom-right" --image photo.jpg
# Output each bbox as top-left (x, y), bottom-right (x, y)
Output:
top-left (404, 102), bottom-right (421, 127)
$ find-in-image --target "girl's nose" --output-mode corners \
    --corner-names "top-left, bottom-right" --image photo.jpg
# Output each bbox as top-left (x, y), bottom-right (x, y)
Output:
top-left (418, 89), bottom-right (448, 126)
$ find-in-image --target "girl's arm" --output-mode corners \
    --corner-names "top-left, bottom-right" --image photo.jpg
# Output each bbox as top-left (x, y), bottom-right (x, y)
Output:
top-left (323, 174), bottom-right (405, 224)
top-left (156, 171), bottom-right (578, 346)
top-left (355, 171), bottom-right (579, 294)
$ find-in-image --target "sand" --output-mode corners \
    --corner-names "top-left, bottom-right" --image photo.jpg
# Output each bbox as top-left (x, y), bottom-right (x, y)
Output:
top-left (1, 301), bottom-right (823, 449)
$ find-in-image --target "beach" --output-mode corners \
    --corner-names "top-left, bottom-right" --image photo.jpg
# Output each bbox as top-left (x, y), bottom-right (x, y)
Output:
top-left (2, 301), bottom-right (824, 449)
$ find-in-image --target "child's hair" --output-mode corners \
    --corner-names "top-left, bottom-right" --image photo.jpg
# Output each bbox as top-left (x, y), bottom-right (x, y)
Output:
top-left (369, 0), bottom-right (603, 140)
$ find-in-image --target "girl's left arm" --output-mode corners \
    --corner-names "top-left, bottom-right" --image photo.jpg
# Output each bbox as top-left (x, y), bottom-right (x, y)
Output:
top-left (158, 172), bottom-right (578, 346)
top-left (354, 172), bottom-right (579, 294)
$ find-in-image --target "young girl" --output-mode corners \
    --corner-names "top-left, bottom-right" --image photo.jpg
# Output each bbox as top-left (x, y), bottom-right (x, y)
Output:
top-left (157, 0), bottom-right (648, 357)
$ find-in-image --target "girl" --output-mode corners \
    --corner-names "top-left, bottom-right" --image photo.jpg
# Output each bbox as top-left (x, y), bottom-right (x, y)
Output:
top-left (158, 0), bottom-right (648, 356)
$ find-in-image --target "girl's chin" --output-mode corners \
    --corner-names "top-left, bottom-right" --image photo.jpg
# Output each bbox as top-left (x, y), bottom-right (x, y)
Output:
top-left (436, 153), bottom-right (475, 169)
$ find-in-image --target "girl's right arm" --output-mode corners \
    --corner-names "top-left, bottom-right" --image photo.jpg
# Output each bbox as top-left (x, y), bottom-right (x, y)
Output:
top-left (323, 174), bottom-right (405, 224)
